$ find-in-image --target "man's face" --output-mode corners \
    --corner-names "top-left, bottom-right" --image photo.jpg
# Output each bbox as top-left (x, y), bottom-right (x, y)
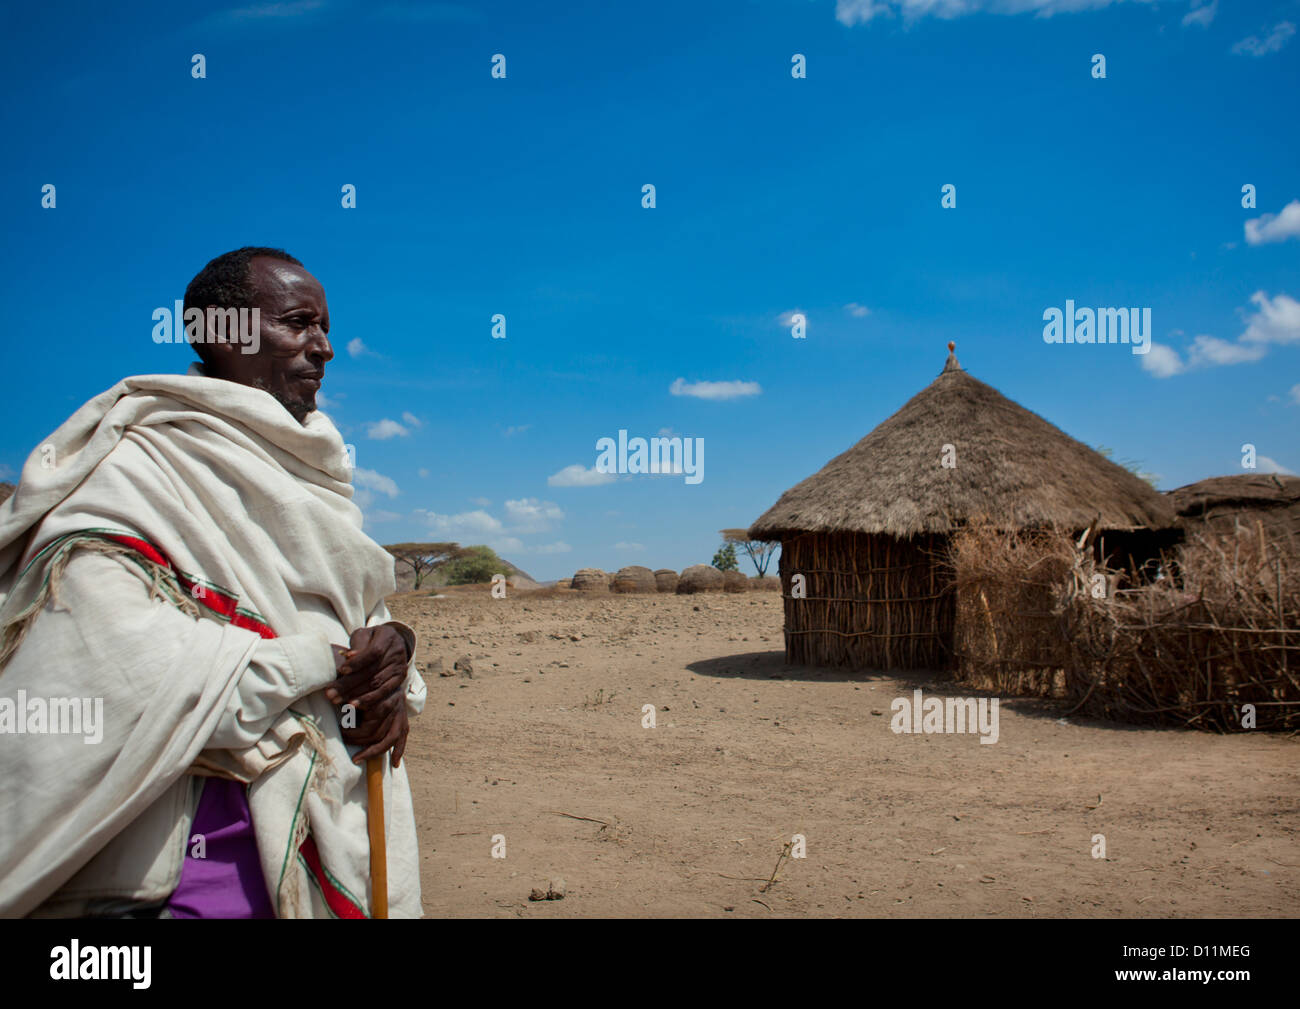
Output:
top-left (207, 257), bottom-right (333, 423)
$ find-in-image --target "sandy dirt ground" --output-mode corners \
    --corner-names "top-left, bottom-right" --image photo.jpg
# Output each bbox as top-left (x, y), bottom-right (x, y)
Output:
top-left (391, 587), bottom-right (1299, 918)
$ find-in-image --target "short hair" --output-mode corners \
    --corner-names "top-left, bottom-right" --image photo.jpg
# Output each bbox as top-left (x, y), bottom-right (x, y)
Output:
top-left (183, 246), bottom-right (302, 360)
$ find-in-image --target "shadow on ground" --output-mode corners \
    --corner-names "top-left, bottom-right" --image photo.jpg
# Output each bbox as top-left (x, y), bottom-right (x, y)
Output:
top-left (685, 650), bottom-right (1153, 732)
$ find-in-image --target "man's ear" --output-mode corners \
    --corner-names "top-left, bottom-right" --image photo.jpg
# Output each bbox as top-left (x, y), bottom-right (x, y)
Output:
top-left (201, 307), bottom-right (241, 367)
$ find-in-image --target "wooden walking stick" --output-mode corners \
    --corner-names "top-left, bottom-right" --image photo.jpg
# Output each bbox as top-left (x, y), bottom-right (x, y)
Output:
top-left (366, 755), bottom-right (388, 918)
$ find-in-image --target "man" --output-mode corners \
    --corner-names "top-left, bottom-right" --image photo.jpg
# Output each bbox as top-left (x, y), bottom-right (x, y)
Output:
top-left (0, 247), bottom-right (425, 918)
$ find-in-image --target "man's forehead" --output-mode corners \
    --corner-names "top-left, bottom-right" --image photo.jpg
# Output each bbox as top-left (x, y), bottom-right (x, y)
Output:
top-left (251, 257), bottom-right (325, 303)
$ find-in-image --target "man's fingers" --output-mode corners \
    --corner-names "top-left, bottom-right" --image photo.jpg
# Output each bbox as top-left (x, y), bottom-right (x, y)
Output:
top-left (347, 697), bottom-right (397, 732)
top-left (350, 709), bottom-right (408, 765)
top-left (392, 726), bottom-right (407, 769)
top-left (342, 707), bottom-right (396, 748)
top-left (345, 627), bottom-right (404, 674)
top-left (348, 671), bottom-right (407, 711)
top-left (352, 725), bottom-right (399, 764)
top-left (329, 662), bottom-right (405, 705)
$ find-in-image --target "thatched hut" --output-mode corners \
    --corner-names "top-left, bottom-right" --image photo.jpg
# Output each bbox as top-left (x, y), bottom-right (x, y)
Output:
top-left (570, 568), bottom-right (609, 593)
top-left (677, 564), bottom-right (724, 593)
top-left (1168, 474), bottom-right (1300, 551)
top-left (722, 570), bottom-right (748, 593)
top-left (653, 568), bottom-right (678, 593)
top-left (748, 346), bottom-right (1178, 671)
top-left (612, 565), bottom-right (657, 593)
top-left (0, 483), bottom-right (13, 507)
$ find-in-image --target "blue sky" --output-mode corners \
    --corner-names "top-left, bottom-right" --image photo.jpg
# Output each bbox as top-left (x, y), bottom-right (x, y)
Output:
top-left (1, 0), bottom-right (1297, 580)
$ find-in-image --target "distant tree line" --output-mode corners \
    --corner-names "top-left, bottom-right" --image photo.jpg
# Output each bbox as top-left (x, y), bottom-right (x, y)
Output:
top-left (384, 542), bottom-right (508, 589)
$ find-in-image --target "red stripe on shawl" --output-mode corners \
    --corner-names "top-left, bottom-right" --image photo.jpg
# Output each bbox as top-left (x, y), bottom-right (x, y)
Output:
top-left (99, 532), bottom-right (276, 638)
top-left (102, 531), bottom-right (366, 915)
top-left (299, 835), bottom-right (368, 919)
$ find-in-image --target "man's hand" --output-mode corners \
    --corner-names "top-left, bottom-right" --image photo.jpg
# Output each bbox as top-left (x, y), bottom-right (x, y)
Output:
top-left (326, 624), bottom-right (412, 767)
top-left (341, 701), bottom-right (409, 769)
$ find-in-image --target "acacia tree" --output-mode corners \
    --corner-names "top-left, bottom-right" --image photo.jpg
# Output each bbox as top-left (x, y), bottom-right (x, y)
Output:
top-left (385, 542), bottom-right (461, 590)
top-left (721, 528), bottom-right (778, 578)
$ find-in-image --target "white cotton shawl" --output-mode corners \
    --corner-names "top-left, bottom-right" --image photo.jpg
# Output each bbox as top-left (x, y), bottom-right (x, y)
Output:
top-left (0, 364), bottom-right (425, 918)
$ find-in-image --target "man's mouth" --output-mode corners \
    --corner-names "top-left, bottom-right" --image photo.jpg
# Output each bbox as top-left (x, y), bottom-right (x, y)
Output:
top-left (297, 372), bottom-right (323, 388)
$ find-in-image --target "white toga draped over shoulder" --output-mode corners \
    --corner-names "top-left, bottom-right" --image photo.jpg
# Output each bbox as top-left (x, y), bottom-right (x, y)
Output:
top-left (0, 364), bottom-right (425, 918)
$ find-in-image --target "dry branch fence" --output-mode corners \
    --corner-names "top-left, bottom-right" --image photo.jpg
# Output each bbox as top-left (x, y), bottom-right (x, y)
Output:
top-left (949, 520), bottom-right (1300, 732)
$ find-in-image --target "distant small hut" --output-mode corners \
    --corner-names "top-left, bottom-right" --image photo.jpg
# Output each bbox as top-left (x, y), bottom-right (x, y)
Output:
top-left (571, 568), bottom-right (609, 593)
top-left (1168, 474), bottom-right (1300, 552)
top-left (748, 345), bottom-right (1178, 671)
top-left (612, 565), bottom-right (657, 593)
top-left (653, 568), bottom-right (678, 593)
top-left (677, 564), bottom-right (724, 593)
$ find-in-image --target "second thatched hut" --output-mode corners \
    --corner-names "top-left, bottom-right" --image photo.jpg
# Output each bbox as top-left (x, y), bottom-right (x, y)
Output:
top-left (1168, 474), bottom-right (1300, 551)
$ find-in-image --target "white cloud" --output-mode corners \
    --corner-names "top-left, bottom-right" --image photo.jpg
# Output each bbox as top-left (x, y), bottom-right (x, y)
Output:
top-left (1245, 200), bottom-right (1300, 245)
top-left (503, 424), bottom-right (531, 437)
top-left (401, 411), bottom-right (422, 429)
top-left (347, 337), bottom-right (369, 358)
top-left (1257, 456), bottom-right (1296, 475)
top-left (844, 302), bottom-right (871, 318)
top-left (614, 541), bottom-right (645, 551)
top-left (1145, 334), bottom-right (1266, 375)
top-left (1182, 0), bottom-right (1215, 28)
top-left (548, 464), bottom-right (616, 487)
top-left (1188, 334), bottom-right (1268, 367)
top-left (353, 467), bottom-right (399, 498)
top-left (470, 496), bottom-right (491, 506)
top-left (365, 418), bottom-right (409, 440)
top-left (1240, 291), bottom-right (1300, 347)
top-left (416, 508), bottom-right (503, 537)
top-left (364, 510), bottom-right (401, 523)
top-left (1288, 384), bottom-right (1300, 406)
top-left (1141, 343), bottom-right (1186, 378)
top-left (314, 391), bottom-right (336, 410)
top-left (418, 468), bottom-right (430, 478)
top-left (836, 0), bottom-right (1168, 27)
top-left (835, 0), bottom-right (890, 23)
top-left (669, 377), bottom-right (762, 400)
top-left (503, 497), bottom-right (564, 533)
top-left (1232, 21), bottom-right (1295, 57)
top-left (1142, 292), bottom-right (1300, 377)
top-left (0, 463), bottom-right (14, 480)
top-left (415, 496), bottom-right (568, 555)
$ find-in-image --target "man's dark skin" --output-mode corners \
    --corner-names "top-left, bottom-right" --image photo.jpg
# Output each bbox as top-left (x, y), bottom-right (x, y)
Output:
top-left (197, 255), bottom-right (410, 768)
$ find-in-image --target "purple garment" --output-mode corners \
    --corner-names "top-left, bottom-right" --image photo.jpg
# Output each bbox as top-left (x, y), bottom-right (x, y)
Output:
top-left (166, 778), bottom-right (275, 919)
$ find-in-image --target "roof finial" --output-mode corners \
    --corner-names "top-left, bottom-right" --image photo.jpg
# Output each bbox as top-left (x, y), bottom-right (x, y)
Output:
top-left (943, 341), bottom-right (961, 373)
top-left (948, 341), bottom-right (955, 352)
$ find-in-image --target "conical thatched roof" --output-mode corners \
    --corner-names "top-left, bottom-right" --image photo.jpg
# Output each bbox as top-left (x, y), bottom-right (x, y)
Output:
top-left (750, 348), bottom-right (1175, 539)
top-left (1168, 473), bottom-right (1300, 545)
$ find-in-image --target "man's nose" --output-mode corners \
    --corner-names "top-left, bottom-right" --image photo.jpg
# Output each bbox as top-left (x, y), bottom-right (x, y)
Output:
top-left (308, 328), bottom-right (334, 363)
